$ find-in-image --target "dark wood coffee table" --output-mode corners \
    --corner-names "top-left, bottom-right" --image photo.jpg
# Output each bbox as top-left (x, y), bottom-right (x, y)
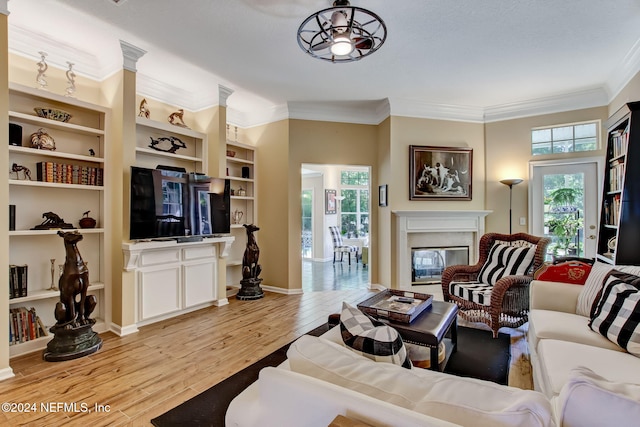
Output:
top-left (379, 300), bottom-right (458, 371)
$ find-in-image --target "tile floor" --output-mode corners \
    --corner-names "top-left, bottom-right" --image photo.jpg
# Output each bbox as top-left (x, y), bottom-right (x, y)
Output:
top-left (302, 259), bottom-right (370, 292)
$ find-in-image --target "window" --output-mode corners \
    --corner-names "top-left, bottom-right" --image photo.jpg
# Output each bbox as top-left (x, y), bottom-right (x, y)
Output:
top-left (531, 121), bottom-right (599, 155)
top-left (340, 170), bottom-right (369, 237)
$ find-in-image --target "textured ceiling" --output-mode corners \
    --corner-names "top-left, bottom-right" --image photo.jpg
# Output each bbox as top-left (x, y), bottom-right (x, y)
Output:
top-left (7, 0), bottom-right (640, 123)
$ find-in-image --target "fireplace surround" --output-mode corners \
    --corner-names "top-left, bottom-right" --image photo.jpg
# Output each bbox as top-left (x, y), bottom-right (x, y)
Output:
top-left (394, 210), bottom-right (491, 290)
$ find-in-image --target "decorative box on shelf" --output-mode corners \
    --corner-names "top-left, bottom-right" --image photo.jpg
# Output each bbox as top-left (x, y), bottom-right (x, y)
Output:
top-left (357, 290), bottom-right (433, 323)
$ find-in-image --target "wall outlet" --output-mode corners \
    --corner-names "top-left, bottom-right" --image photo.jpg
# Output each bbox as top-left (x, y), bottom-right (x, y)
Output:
top-left (519, 217), bottom-right (527, 226)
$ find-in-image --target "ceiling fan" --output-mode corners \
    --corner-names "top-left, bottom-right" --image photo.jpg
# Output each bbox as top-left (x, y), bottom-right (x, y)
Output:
top-left (297, 0), bottom-right (387, 63)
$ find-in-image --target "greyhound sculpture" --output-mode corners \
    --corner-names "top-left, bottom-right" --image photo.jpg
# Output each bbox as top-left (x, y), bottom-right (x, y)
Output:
top-left (55, 231), bottom-right (96, 326)
top-left (242, 224), bottom-right (261, 280)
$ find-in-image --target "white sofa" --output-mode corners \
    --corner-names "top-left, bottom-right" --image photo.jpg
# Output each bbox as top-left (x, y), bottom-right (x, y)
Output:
top-left (226, 326), bottom-right (554, 427)
top-left (227, 269), bottom-right (640, 427)
top-left (529, 273), bottom-right (640, 427)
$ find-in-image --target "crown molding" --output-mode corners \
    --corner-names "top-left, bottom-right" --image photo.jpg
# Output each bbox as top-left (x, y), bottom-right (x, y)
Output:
top-left (287, 99), bottom-right (390, 125)
top-left (136, 72), bottom-right (219, 112)
top-left (605, 36), bottom-right (640, 102)
top-left (389, 99), bottom-right (484, 123)
top-left (219, 85), bottom-right (234, 108)
top-left (1, 0), bottom-right (9, 16)
top-left (8, 24), bottom-right (104, 79)
top-left (119, 40), bottom-right (146, 72)
top-left (483, 87), bottom-right (609, 122)
top-left (227, 103), bottom-right (289, 128)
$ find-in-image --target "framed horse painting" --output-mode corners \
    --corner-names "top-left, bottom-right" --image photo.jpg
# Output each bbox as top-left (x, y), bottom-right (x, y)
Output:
top-left (409, 145), bottom-right (472, 201)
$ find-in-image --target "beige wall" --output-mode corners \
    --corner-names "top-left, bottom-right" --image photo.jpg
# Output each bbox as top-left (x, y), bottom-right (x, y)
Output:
top-left (376, 117), bottom-right (392, 285)
top-left (385, 116), bottom-right (485, 288)
top-left (245, 120), bottom-right (290, 289)
top-left (484, 107), bottom-right (608, 234)
top-left (288, 119), bottom-right (380, 289)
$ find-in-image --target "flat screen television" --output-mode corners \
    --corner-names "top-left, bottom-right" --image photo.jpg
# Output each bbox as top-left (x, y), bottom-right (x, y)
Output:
top-left (130, 166), bottom-right (230, 240)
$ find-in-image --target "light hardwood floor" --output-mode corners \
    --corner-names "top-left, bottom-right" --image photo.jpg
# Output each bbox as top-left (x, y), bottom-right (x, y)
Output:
top-left (0, 289), bottom-right (532, 426)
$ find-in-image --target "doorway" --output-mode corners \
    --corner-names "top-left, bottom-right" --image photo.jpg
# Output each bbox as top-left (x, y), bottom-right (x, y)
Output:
top-left (529, 158), bottom-right (602, 259)
top-left (301, 164), bottom-right (371, 291)
top-left (301, 189), bottom-right (313, 259)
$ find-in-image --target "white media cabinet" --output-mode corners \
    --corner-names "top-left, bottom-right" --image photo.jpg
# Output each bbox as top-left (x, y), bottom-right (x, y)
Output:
top-left (122, 236), bottom-right (234, 326)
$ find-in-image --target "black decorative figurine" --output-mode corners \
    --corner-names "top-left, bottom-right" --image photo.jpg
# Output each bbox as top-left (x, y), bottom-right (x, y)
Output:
top-left (237, 224), bottom-right (264, 300)
top-left (31, 212), bottom-right (74, 230)
top-left (43, 231), bottom-right (102, 361)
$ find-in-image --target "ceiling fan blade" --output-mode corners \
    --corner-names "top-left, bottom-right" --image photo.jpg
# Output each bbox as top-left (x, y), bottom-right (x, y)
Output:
top-left (354, 37), bottom-right (373, 50)
top-left (311, 40), bottom-right (332, 51)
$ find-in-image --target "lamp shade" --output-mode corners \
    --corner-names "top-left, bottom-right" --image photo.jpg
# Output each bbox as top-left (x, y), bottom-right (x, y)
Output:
top-left (500, 178), bottom-right (523, 186)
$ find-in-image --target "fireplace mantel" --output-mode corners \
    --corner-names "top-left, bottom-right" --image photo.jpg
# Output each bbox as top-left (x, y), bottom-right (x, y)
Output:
top-left (393, 210), bottom-right (491, 289)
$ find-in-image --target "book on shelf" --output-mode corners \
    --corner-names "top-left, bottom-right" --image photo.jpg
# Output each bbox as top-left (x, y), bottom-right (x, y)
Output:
top-left (8, 264), bottom-right (27, 299)
top-left (9, 307), bottom-right (47, 345)
top-left (36, 162), bottom-right (104, 186)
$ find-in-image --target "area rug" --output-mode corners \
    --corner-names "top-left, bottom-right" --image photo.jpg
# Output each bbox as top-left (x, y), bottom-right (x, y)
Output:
top-left (151, 325), bottom-right (510, 427)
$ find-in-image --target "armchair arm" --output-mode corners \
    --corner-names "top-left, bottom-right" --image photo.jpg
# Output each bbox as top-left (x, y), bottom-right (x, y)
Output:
top-left (441, 263), bottom-right (482, 301)
top-left (490, 275), bottom-right (532, 305)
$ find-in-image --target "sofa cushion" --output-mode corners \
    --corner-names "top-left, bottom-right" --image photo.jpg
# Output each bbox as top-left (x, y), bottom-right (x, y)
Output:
top-left (529, 309), bottom-right (623, 353)
top-left (340, 302), bottom-right (411, 369)
top-left (555, 366), bottom-right (640, 427)
top-left (536, 339), bottom-right (640, 398)
top-left (576, 263), bottom-right (640, 317)
top-left (589, 271), bottom-right (640, 357)
top-left (288, 335), bottom-right (554, 427)
top-left (478, 243), bottom-right (536, 285)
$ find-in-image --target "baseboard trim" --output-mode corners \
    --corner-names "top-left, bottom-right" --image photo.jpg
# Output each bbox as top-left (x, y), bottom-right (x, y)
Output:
top-left (111, 323), bottom-right (139, 337)
top-left (214, 298), bottom-right (229, 307)
top-left (262, 285), bottom-right (303, 295)
top-left (0, 367), bottom-right (15, 381)
top-left (369, 283), bottom-right (386, 291)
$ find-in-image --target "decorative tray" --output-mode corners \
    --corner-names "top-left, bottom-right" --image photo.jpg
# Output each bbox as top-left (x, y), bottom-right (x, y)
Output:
top-left (357, 289), bottom-right (433, 323)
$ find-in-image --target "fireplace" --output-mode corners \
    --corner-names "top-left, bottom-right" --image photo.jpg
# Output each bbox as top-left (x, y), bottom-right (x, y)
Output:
top-left (394, 210), bottom-right (491, 290)
top-left (411, 246), bottom-right (469, 285)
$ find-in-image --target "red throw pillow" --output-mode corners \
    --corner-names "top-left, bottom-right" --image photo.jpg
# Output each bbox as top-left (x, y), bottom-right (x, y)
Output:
top-left (534, 261), bottom-right (592, 285)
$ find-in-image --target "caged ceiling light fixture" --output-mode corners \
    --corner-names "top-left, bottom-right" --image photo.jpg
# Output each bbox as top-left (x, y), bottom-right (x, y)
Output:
top-left (297, 0), bottom-right (387, 63)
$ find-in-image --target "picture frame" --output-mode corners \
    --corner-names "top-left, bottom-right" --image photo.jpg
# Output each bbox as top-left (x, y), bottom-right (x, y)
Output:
top-left (409, 145), bottom-right (472, 200)
top-left (379, 184), bottom-right (388, 207)
top-left (325, 189), bottom-right (337, 214)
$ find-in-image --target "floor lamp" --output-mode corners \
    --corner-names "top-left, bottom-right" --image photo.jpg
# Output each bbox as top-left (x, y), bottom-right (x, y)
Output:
top-left (500, 178), bottom-right (523, 234)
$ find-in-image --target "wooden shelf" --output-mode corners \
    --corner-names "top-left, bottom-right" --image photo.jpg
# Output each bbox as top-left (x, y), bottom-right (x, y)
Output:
top-left (9, 228), bottom-right (105, 236)
top-left (226, 156), bottom-right (254, 165)
top-left (9, 179), bottom-right (104, 190)
top-left (9, 145), bottom-right (104, 163)
top-left (596, 101), bottom-right (640, 265)
top-left (135, 147), bottom-right (204, 163)
top-left (9, 283), bottom-right (105, 305)
top-left (9, 111), bottom-right (105, 136)
top-left (136, 116), bottom-right (206, 139)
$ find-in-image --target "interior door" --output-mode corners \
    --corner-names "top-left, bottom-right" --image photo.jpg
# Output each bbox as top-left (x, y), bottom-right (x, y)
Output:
top-left (529, 159), bottom-right (602, 259)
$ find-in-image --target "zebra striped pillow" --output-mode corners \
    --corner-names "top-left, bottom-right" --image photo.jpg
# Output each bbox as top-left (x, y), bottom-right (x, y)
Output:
top-left (589, 271), bottom-right (640, 357)
top-left (477, 243), bottom-right (536, 285)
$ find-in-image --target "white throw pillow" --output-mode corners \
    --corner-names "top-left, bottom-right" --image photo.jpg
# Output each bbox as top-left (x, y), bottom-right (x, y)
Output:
top-left (288, 335), bottom-right (554, 427)
top-left (576, 263), bottom-right (640, 317)
top-left (557, 366), bottom-right (640, 427)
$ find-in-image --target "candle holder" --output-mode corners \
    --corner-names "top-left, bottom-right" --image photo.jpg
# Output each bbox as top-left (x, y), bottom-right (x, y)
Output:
top-left (49, 258), bottom-right (59, 291)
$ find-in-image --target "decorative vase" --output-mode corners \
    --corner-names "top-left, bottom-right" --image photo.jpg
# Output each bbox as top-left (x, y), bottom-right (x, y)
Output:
top-left (79, 211), bottom-right (97, 229)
